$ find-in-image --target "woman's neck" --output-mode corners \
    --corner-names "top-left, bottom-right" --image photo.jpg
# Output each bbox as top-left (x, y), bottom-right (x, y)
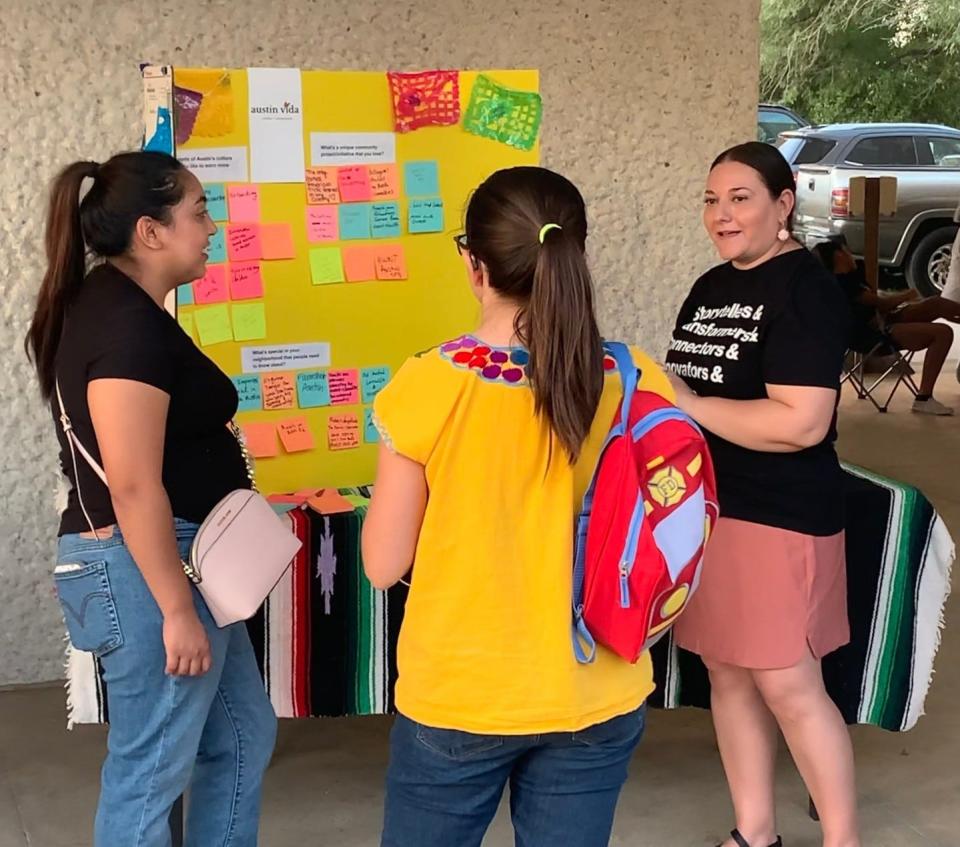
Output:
top-left (474, 295), bottom-right (524, 347)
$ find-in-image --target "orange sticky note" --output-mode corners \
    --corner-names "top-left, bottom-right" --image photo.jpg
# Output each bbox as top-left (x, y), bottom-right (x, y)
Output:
top-left (374, 245), bottom-right (408, 280)
top-left (342, 245), bottom-right (378, 282)
top-left (306, 206), bottom-right (338, 243)
top-left (327, 414), bottom-right (360, 451)
top-left (193, 265), bottom-right (229, 304)
top-left (305, 167), bottom-right (340, 204)
top-left (228, 262), bottom-right (264, 300)
top-left (227, 185), bottom-right (261, 222)
top-left (261, 373), bottom-right (296, 410)
top-left (337, 166), bottom-right (371, 202)
top-left (277, 417), bottom-right (315, 453)
top-left (260, 223), bottom-right (296, 259)
top-left (242, 422), bottom-right (278, 458)
top-left (367, 164), bottom-right (399, 200)
top-left (306, 488), bottom-right (356, 514)
top-left (226, 224), bottom-right (262, 261)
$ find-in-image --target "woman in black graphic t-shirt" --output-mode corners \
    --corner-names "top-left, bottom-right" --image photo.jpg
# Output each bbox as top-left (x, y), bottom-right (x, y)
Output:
top-left (666, 143), bottom-right (859, 847)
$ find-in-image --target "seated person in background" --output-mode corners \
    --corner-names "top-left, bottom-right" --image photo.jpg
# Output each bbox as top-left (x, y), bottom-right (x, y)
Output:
top-left (812, 239), bottom-right (955, 416)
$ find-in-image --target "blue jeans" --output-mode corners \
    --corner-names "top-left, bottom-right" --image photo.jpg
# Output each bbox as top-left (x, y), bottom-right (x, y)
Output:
top-left (382, 706), bottom-right (646, 847)
top-left (55, 519), bottom-right (277, 847)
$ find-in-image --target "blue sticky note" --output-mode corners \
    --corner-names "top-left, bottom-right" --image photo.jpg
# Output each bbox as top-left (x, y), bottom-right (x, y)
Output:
top-left (232, 375), bottom-right (262, 412)
top-left (205, 183), bottom-right (228, 221)
top-left (370, 202), bottom-right (401, 239)
top-left (339, 204), bottom-right (372, 240)
top-left (206, 228), bottom-right (227, 264)
top-left (297, 371), bottom-right (331, 408)
top-left (176, 284), bottom-right (194, 306)
top-left (404, 161), bottom-right (440, 197)
top-left (360, 366), bottom-right (391, 404)
top-left (364, 407), bottom-right (380, 444)
top-left (408, 198), bottom-right (444, 234)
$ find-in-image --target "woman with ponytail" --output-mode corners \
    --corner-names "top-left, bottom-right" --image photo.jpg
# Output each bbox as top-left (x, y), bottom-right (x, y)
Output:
top-left (362, 166), bottom-right (673, 847)
top-left (27, 152), bottom-right (275, 846)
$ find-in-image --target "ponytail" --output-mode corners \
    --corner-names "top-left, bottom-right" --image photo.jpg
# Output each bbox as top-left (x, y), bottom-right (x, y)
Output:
top-left (25, 161), bottom-right (98, 399)
top-left (522, 230), bottom-right (603, 463)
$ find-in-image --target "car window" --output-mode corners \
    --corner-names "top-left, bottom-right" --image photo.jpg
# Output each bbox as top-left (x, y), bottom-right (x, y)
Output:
top-left (758, 109), bottom-right (804, 144)
top-left (845, 136), bottom-right (918, 166)
top-left (925, 137), bottom-right (960, 167)
top-left (775, 137), bottom-right (836, 165)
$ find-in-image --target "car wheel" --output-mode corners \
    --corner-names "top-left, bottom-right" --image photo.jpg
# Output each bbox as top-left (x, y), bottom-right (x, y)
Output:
top-left (906, 225), bottom-right (959, 295)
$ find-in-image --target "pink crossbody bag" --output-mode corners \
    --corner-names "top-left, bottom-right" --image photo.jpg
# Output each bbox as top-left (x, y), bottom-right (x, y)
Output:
top-left (56, 381), bottom-right (301, 627)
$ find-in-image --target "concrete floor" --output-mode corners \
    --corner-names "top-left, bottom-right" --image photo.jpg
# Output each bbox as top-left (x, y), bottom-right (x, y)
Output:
top-left (1, 371), bottom-right (958, 847)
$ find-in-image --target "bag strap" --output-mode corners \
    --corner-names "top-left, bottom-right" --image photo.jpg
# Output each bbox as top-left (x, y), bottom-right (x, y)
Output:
top-left (55, 379), bottom-right (107, 541)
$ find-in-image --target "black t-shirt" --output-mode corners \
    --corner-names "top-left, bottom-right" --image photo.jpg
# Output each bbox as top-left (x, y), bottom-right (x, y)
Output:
top-left (53, 263), bottom-right (250, 535)
top-left (665, 249), bottom-right (849, 536)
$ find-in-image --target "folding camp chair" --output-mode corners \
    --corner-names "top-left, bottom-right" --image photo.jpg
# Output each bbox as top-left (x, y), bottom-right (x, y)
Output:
top-left (841, 332), bottom-right (919, 413)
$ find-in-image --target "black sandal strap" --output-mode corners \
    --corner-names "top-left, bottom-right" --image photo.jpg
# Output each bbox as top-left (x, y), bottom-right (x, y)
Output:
top-left (731, 831), bottom-right (751, 847)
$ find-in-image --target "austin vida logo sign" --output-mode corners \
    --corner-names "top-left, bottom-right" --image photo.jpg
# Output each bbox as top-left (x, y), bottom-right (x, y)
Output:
top-left (251, 101), bottom-right (300, 116)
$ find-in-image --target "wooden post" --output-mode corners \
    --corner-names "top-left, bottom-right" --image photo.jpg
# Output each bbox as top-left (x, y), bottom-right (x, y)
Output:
top-left (863, 178), bottom-right (881, 292)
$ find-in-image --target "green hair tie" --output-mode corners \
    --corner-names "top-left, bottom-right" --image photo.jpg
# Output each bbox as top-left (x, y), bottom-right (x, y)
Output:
top-left (538, 223), bottom-right (562, 244)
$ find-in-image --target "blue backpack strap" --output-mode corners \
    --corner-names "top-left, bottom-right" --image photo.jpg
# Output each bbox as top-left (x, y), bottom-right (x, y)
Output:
top-left (605, 341), bottom-right (639, 431)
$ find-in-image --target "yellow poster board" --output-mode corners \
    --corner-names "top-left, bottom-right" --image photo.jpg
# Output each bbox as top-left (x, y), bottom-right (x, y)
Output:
top-left (173, 68), bottom-right (539, 493)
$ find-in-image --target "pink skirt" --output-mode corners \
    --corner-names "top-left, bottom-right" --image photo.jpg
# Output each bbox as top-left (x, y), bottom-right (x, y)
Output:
top-left (674, 517), bottom-right (850, 669)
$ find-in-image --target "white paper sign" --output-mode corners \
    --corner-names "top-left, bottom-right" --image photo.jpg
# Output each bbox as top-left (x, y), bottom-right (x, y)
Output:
top-left (310, 132), bottom-right (397, 166)
top-left (241, 343), bottom-right (331, 373)
top-left (178, 147), bottom-right (249, 183)
top-left (248, 68), bottom-right (306, 183)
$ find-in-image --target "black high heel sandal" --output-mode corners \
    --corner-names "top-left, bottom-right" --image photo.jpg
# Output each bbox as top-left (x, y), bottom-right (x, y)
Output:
top-left (716, 829), bottom-right (783, 847)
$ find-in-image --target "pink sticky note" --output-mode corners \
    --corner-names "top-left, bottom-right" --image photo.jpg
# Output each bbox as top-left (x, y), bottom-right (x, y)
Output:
top-left (229, 262), bottom-right (264, 300)
top-left (306, 206), bottom-right (338, 243)
top-left (227, 185), bottom-right (261, 222)
top-left (193, 265), bottom-right (229, 304)
top-left (337, 166), bottom-right (372, 203)
top-left (328, 369), bottom-right (360, 405)
top-left (227, 225), bottom-right (263, 261)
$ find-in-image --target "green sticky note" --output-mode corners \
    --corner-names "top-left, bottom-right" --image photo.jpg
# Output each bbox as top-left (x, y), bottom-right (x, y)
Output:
top-left (177, 311), bottom-right (195, 338)
top-left (371, 202), bottom-right (401, 238)
top-left (344, 493), bottom-right (369, 507)
top-left (206, 228), bottom-right (227, 264)
top-left (309, 247), bottom-right (345, 285)
top-left (193, 304), bottom-right (233, 347)
top-left (363, 407), bottom-right (380, 443)
top-left (205, 183), bottom-right (228, 221)
top-left (232, 375), bottom-right (262, 411)
top-left (339, 204), bottom-right (372, 240)
top-left (231, 303), bottom-right (267, 341)
top-left (404, 161), bottom-right (440, 196)
top-left (408, 198), bottom-right (444, 234)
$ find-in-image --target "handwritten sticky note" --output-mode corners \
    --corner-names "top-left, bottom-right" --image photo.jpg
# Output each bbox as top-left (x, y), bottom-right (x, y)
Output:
top-left (338, 166), bottom-right (372, 203)
top-left (176, 284), bottom-right (194, 306)
top-left (260, 222), bottom-right (296, 260)
top-left (193, 304), bottom-right (233, 347)
top-left (329, 369), bottom-right (360, 405)
top-left (193, 265), bottom-right (229, 304)
top-left (328, 414), bottom-right (360, 451)
top-left (360, 366), bottom-right (391, 403)
top-left (309, 247), bottom-right (345, 285)
top-left (206, 228), bottom-right (227, 264)
top-left (205, 183), bottom-right (228, 221)
top-left (342, 246), bottom-right (378, 282)
top-left (368, 164), bottom-right (399, 199)
top-left (242, 422), bottom-right (278, 458)
top-left (227, 224), bottom-right (263, 261)
top-left (371, 202), bottom-right (401, 238)
top-left (374, 245), bottom-right (408, 280)
top-left (296, 371), bottom-right (331, 408)
top-left (277, 417), bottom-right (315, 453)
top-left (229, 262), bottom-right (264, 300)
top-left (232, 375), bottom-right (263, 412)
top-left (305, 167), bottom-right (340, 205)
top-left (339, 204), bottom-right (371, 240)
top-left (231, 302), bottom-right (267, 342)
top-left (408, 198), bottom-right (444, 234)
top-left (364, 407), bottom-right (380, 443)
top-left (227, 184), bottom-right (261, 222)
top-left (306, 205), bottom-right (338, 243)
top-left (177, 311), bottom-right (195, 339)
top-left (404, 161), bottom-right (439, 197)
top-left (261, 373), bottom-right (296, 410)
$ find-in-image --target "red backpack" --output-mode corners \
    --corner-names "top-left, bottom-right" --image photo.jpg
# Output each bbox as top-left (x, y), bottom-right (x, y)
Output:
top-left (572, 342), bottom-right (719, 664)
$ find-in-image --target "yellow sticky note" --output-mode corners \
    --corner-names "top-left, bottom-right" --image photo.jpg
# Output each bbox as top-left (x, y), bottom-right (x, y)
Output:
top-left (309, 247), bottom-right (345, 285)
top-left (231, 303), bottom-right (267, 342)
top-left (193, 304), bottom-right (233, 347)
top-left (177, 311), bottom-right (195, 340)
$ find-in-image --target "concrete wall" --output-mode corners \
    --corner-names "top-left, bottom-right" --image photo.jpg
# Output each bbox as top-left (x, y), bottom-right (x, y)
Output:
top-left (0, 0), bottom-right (759, 684)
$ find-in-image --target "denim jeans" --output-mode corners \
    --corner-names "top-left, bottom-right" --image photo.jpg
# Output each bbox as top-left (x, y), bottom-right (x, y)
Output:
top-left (55, 519), bottom-right (277, 847)
top-left (381, 706), bottom-right (646, 847)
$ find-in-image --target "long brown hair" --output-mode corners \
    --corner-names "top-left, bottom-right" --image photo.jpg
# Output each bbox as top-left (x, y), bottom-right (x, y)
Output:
top-left (25, 151), bottom-right (186, 398)
top-left (465, 166), bottom-right (603, 463)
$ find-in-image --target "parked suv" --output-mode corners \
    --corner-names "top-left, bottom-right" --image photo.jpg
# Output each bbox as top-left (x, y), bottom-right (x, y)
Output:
top-left (757, 104), bottom-right (808, 144)
top-left (782, 123), bottom-right (960, 294)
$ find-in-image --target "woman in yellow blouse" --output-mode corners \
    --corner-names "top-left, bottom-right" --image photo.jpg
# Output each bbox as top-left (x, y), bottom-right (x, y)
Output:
top-left (362, 166), bottom-right (673, 847)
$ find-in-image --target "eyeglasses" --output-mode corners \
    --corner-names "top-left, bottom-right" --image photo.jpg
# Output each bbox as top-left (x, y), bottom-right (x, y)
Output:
top-left (453, 233), bottom-right (469, 255)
